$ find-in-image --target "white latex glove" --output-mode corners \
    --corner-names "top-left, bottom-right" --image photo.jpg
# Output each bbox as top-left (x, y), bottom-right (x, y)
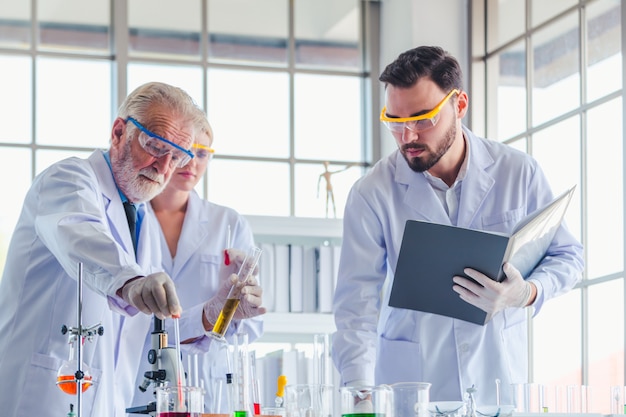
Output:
top-left (120, 272), bottom-right (181, 319)
top-left (452, 263), bottom-right (534, 319)
top-left (203, 271), bottom-right (266, 327)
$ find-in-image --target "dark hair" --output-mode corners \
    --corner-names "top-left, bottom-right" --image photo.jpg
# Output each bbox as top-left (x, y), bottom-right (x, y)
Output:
top-left (379, 46), bottom-right (463, 92)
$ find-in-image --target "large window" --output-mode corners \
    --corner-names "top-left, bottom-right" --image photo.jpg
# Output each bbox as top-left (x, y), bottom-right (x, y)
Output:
top-left (0, 0), bottom-right (376, 274)
top-left (473, 0), bottom-right (623, 412)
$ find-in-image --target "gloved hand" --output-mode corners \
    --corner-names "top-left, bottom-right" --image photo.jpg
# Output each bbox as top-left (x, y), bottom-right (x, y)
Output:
top-left (452, 263), bottom-right (534, 318)
top-left (120, 272), bottom-right (182, 320)
top-left (203, 272), bottom-right (266, 328)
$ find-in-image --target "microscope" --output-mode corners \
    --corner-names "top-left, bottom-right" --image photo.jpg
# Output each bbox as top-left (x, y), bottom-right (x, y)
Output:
top-left (126, 316), bottom-right (183, 415)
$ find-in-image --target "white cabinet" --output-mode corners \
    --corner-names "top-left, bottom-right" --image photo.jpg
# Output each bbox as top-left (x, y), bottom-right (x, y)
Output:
top-left (244, 215), bottom-right (342, 343)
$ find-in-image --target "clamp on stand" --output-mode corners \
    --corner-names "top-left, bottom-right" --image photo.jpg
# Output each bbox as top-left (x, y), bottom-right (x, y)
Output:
top-left (57, 262), bottom-right (104, 417)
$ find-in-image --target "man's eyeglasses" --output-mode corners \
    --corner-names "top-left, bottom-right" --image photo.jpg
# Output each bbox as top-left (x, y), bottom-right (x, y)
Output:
top-left (380, 88), bottom-right (460, 133)
top-left (192, 143), bottom-right (215, 161)
top-left (126, 117), bottom-right (194, 168)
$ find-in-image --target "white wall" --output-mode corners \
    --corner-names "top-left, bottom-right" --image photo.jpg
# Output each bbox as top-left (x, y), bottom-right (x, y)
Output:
top-left (378, 0), bottom-right (470, 156)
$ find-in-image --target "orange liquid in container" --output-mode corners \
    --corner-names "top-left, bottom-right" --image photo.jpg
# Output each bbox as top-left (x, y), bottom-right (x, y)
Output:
top-left (56, 374), bottom-right (93, 394)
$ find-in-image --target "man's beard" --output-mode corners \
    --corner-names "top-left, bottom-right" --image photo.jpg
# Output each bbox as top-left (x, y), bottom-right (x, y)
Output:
top-left (402, 121), bottom-right (457, 173)
top-left (113, 139), bottom-right (167, 203)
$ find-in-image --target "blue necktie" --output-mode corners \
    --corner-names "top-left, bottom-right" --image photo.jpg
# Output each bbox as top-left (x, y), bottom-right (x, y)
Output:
top-left (123, 201), bottom-right (138, 256)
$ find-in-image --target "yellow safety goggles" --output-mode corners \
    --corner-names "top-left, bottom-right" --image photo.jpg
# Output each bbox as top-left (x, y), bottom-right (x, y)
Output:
top-left (380, 89), bottom-right (459, 133)
top-left (192, 143), bottom-right (215, 160)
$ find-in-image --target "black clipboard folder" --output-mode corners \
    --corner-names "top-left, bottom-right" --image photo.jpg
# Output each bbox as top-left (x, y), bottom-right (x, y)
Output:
top-left (389, 186), bottom-right (576, 325)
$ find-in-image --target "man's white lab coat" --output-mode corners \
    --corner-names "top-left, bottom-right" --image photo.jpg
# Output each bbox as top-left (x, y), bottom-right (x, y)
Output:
top-left (0, 150), bottom-right (162, 417)
top-left (332, 126), bottom-right (584, 406)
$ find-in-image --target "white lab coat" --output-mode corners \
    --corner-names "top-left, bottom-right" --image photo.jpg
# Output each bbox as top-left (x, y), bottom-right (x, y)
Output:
top-left (0, 150), bottom-right (162, 417)
top-left (128, 190), bottom-right (263, 414)
top-left (332, 126), bottom-right (584, 406)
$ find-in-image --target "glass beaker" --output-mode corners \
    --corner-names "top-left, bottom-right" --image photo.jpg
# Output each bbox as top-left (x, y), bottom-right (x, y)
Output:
top-left (211, 246), bottom-right (262, 339)
top-left (340, 385), bottom-right (394, 417)
top-left (390, 382), bottom-right (431, 417)
top-left (156, 385), bottom-right (204, 417)
top-left (285, 384), bottom-right (334, 417)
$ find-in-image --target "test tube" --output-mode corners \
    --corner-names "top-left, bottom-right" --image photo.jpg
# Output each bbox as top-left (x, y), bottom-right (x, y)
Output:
top-left (249, 350), bottom-right (261, 415)
top-left (227, 333), bottom-right (252, 417)
top-left (211, 247), bottom-right (262, 339)
top-left (312, 333), bottom-right (331, 386)
top-left (235, 333), bottom-right (252, 417)
top-left (227, 373), bottom-right (236, 415)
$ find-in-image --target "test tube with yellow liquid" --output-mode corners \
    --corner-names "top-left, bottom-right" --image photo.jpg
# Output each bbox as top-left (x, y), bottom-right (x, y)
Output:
top-left (211, 246), bottom-right (262, 339)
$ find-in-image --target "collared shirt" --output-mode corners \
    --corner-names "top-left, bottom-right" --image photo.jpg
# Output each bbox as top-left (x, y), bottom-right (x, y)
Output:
top-left (423, 133), bottom-right (469, 226)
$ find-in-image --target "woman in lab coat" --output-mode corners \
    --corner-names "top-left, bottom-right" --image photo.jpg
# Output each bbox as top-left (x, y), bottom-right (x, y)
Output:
top-left (128, 118), bottom-right (264, 413)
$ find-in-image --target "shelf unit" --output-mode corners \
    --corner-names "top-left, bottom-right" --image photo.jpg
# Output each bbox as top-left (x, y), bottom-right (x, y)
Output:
top-left (244, 215), bottom-right (342, 343)
top-left (245, 215), bottom-right (343, 246)
top-left (256, 312), bottom-right (336, 343)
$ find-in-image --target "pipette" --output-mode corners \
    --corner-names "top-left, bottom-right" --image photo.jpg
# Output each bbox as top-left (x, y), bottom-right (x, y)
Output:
top-left (275, 374), bottom-right (287, 407)
top-left (213, 378), bottom-right (224, 413)
top-left (224, 224), bottom-right (232, 265)
top-left (495, 378), bottom-right (501, 406)
top-left (250, 351), bottom-right (261, 415)
top-left (173, 315), bottom-right (185, 411)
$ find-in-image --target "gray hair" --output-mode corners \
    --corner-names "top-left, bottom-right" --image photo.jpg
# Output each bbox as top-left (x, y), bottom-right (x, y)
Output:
top-left (118, 82), bottom-right (203, 131)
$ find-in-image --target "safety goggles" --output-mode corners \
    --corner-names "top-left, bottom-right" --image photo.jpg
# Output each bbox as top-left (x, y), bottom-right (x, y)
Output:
top-left (380, 89), bottom-right (460, 133)
top-left (126, 117), bottom-right (194, 168)
top-left (191, 143), bottom-right (215, 161)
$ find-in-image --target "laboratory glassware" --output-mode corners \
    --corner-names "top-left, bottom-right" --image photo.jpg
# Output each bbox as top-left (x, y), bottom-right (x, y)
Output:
top-left (156, 385), bottom-right (204, 416)
top-left (340, 384), bottom-right (394, 417)
top-left (211, 246), bottom-right (262, 339)
top-left (390, 381), bottom-right (431, 417)
top-left (285, 384), bottom-right (334, 417)
top-left (56, 262), bottom-right (104, 417)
